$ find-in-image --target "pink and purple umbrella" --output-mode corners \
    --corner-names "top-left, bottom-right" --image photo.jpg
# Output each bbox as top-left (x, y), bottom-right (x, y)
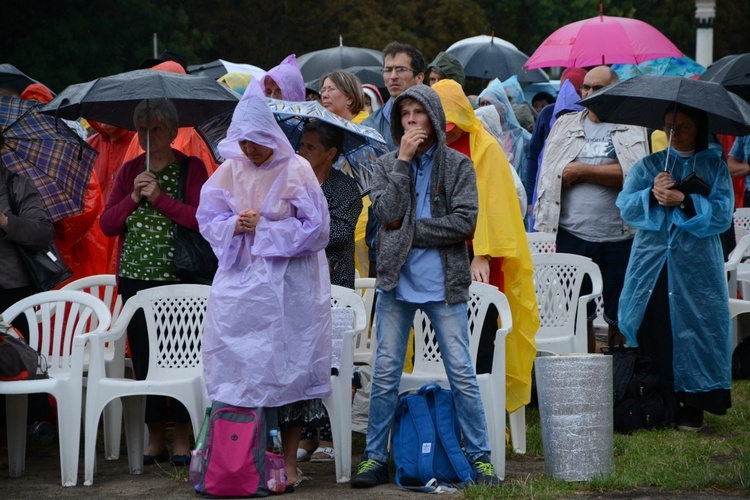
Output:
top-left (525, 15), bottom-right (682, 69)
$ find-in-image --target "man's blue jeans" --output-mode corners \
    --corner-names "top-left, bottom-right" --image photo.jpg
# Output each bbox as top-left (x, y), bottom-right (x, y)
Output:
top-left (363, 291), bottom-right (491, 463)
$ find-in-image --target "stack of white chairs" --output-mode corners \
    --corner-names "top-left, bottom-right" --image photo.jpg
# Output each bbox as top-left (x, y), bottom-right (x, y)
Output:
top-left (0, 290), bottom-right (111, 486)
top-left (62, 274), bottom-right (126, 460)
top-left (328, 285), bottom-right (367, 483)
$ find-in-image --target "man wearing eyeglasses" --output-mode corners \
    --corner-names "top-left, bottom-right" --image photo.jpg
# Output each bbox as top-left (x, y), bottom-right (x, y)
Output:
top-left (363, 42), bottom-right (426, 151)
top-left (533, 65), bottom-right (649, 352)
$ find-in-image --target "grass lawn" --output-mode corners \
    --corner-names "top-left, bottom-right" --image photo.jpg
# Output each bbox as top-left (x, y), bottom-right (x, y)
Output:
top-left (465, 378), bottom-right (750, 499)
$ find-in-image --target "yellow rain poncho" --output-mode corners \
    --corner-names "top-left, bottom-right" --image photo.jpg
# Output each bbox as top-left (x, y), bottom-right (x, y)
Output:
top-left (433, 79), bottom-right (539, 412)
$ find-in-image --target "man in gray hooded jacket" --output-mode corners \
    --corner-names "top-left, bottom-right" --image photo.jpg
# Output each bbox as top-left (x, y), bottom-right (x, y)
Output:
top-left (351, 84), bottom-right (501, 489)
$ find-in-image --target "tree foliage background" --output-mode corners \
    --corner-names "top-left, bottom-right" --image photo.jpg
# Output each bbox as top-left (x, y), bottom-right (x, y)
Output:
top-left (1, 0), bottom-right (748, 92)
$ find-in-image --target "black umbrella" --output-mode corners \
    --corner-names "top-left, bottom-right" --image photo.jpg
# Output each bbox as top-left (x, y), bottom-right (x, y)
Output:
top-left (698, 53), bottom-right (750, 101)
top-left (578, 75), bottom-right (750, 136)
top-left (297, 44), bottom-right (383, 82)
top-left (446, 39), bottom-right (549, 83)
top-left (0, 63), bottom-right (41, 93)
top-left (38, 69), bottom-right (239, 131)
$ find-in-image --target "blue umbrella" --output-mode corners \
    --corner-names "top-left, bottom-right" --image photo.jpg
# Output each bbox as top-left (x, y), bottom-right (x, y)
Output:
top-left (199, 99), bottom-right (388, 195)
top-left (611, 55), bottom-right (705, 81)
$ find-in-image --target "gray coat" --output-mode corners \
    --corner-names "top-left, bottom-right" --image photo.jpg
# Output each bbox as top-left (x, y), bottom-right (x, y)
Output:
top-left (0, 166), bottom-right (55, 288)
top-left (370, 84), bottom-right (478, 304)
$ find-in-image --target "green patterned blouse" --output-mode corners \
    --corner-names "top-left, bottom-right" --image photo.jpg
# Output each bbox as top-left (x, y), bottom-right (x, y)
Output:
top-left (119, 160), bottom-right (181, 280)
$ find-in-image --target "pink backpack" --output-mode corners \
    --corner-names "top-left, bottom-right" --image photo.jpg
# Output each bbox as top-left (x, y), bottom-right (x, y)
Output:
top-left (195, 404), bottom-right (268, 497)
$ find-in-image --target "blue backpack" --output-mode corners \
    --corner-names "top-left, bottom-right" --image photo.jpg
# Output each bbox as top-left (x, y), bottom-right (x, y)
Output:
top-left (392, 384), bottom-right (476, 491)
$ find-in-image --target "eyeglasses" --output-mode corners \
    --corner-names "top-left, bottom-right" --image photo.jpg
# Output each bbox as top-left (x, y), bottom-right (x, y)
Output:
top-left (319, 86), bottom-right (339, 94)
top-left (382, 66), bottom-right (414, 75)
top-left (580, 84), bottom-right (605, 92)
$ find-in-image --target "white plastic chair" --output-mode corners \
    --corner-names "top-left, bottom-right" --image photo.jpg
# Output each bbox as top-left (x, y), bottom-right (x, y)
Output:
top-left (0, 290), bottom-right (112, 487)
top-left (83, 284), bottom-right (210, 486)
top-left (62, 274), bottom-right (126, 460)
top-left (353, 277), bottom-right (376, 365)
top-left (505, 253), bottom-right (603, 456)
top-left (328, 285), bottom-right (367, 483)
top-left (531, 253), bottom-right (603, 356)
top-left (526, 231), bottom-right (556, 254)
top-left (397, 281), bottom-right (512, 480)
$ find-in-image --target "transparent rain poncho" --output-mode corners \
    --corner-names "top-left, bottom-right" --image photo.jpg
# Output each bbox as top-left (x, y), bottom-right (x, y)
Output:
top-left (617, 145), bottom-right (733, 393)
top-left (197, 81), bottom-right (332, 407)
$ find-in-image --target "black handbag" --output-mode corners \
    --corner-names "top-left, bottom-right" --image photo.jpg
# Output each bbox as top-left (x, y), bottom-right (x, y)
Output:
top-left (677, 172), bottom-right (711, 197)
top-left (172, 158), bottom-right (218, 285)
top-left (5, 173), bottom-right (73, 291)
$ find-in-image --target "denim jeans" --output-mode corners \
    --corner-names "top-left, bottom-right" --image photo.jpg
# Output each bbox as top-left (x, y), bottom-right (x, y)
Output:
top-left (363, 291), bottom-right (491, 463)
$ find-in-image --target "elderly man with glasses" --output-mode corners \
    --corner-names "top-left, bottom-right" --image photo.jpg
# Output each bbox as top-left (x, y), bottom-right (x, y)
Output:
top-left (533, 65), bottom-right (650, 352)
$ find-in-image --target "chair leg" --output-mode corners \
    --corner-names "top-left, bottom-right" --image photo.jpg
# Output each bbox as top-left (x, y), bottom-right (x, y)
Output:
top-left (56, 390), bottom-right (83, 487)
top-left (508, 407), bottom-right (527, 454)
top-left (6, 394), bottom-right (28, 478)
top-left (102, 399), bottom-right (123, 460)
top-left (122, 395), bottom-right (146, 475)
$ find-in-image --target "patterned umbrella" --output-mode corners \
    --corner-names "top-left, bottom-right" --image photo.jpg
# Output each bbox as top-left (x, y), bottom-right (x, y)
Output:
top-left (0, 96), bottom-right (97, 221)
top-left (197, 99), bottom-right (388, 194)
top-left (611, 56), bottom-right (706, 81)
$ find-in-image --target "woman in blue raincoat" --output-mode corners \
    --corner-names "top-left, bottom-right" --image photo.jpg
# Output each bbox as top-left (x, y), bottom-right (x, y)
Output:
top-left (617, 104), bottom-right (733, 431)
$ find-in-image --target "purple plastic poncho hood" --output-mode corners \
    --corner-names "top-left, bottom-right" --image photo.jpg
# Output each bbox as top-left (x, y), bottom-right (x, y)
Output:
top-left (262, 54), bottom-right (306, 102)
top-left (198, 81), bottom-right (332, 408)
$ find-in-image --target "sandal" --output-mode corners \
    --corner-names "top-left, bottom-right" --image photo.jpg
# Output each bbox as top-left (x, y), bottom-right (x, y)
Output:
top-left (310, 446), bottom-right (335, 462)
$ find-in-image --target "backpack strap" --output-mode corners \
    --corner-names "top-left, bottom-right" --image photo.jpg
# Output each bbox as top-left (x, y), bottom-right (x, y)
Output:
top-left (431, 387), bottom-right (476, 485)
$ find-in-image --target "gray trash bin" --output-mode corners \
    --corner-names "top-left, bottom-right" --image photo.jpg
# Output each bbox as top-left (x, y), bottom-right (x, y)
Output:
top-left (534, 354), bottom-right (613, 481)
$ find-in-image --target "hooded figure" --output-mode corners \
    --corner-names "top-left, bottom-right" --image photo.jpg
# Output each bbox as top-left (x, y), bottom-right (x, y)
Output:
top-left (501, 75), bottom-right (536, 132)
top-left (197, 80), bottom-right (332, 408)
top-left (478, 78), bottom-right (531, 181)
top-left (433, 78), bottom-right (539, 414)
top-left (426, 51), bottom-right (466, 88)
top-left (262, 54), bottom-right (306, 102)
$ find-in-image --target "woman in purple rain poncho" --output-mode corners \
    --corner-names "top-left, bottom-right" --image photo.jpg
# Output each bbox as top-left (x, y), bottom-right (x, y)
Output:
top-left (262, 54), bottom-right (306, 101)
top-left (197, 81), bottom-right (332, 488)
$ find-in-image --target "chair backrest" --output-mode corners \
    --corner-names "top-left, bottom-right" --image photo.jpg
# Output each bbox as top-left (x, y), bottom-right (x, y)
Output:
top-left (411, 282), bottom-right (512, 378)
top-left (532, 253), bottom-right (603, 354)
top-left (115, 284), bottom-right (210, 378)
top-left (725, 233), bottom-right (750, 297)
top-left (330, 285), bottom-right (367, 334)
top-left (0, 290), bottom-right (112, 375)
top-left (526, 231), bottom-right (557, 254)
top-left (61, 274), bottom-right (122, 328)
top-left (352, 278), bottom-right (376, 364)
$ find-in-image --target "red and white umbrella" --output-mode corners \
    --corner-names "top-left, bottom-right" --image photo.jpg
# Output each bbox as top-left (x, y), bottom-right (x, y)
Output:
top-left (525, 14), bottom-right (682, 69)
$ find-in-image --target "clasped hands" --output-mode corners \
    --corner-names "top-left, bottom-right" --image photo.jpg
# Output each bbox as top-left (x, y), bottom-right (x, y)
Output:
top-left (235, 208), bottom-right (260, 234)
top-left (651, 172), bottom-right (685, 207)
top-left (131, 171), bottom-right (162, 204)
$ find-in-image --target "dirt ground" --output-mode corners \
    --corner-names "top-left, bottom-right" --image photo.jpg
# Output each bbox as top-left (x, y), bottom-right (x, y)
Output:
top-left (2, 439), bottom-right (548, 499)
top-left (5, 439), bottom-right (749, 499)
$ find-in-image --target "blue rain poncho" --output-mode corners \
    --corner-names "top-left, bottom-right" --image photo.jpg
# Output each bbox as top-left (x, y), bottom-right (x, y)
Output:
top-left (616, 145), bottom-right (733, 393)
top-left (197, 81), bottom-right (332, 408)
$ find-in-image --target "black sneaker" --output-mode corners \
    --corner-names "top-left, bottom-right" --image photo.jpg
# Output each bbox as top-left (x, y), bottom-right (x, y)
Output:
top-left (471, 455), bottom-right (503, 486)
top-left (351, 458), bottom-right (389, 488)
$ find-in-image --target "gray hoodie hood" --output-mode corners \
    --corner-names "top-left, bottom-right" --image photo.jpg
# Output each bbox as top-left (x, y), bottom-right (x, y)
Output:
top-left (389, 84), bottom-right (447, 152)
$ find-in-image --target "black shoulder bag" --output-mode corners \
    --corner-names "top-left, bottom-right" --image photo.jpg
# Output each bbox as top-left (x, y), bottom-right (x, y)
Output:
top-left (171, 158), bottom-right (218, 284)
top-left (5, 173), bottom-right (72, 291)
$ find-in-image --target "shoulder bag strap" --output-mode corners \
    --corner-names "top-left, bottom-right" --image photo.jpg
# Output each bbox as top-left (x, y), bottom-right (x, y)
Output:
top-left (176, 156), bottom-right (192, 203)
